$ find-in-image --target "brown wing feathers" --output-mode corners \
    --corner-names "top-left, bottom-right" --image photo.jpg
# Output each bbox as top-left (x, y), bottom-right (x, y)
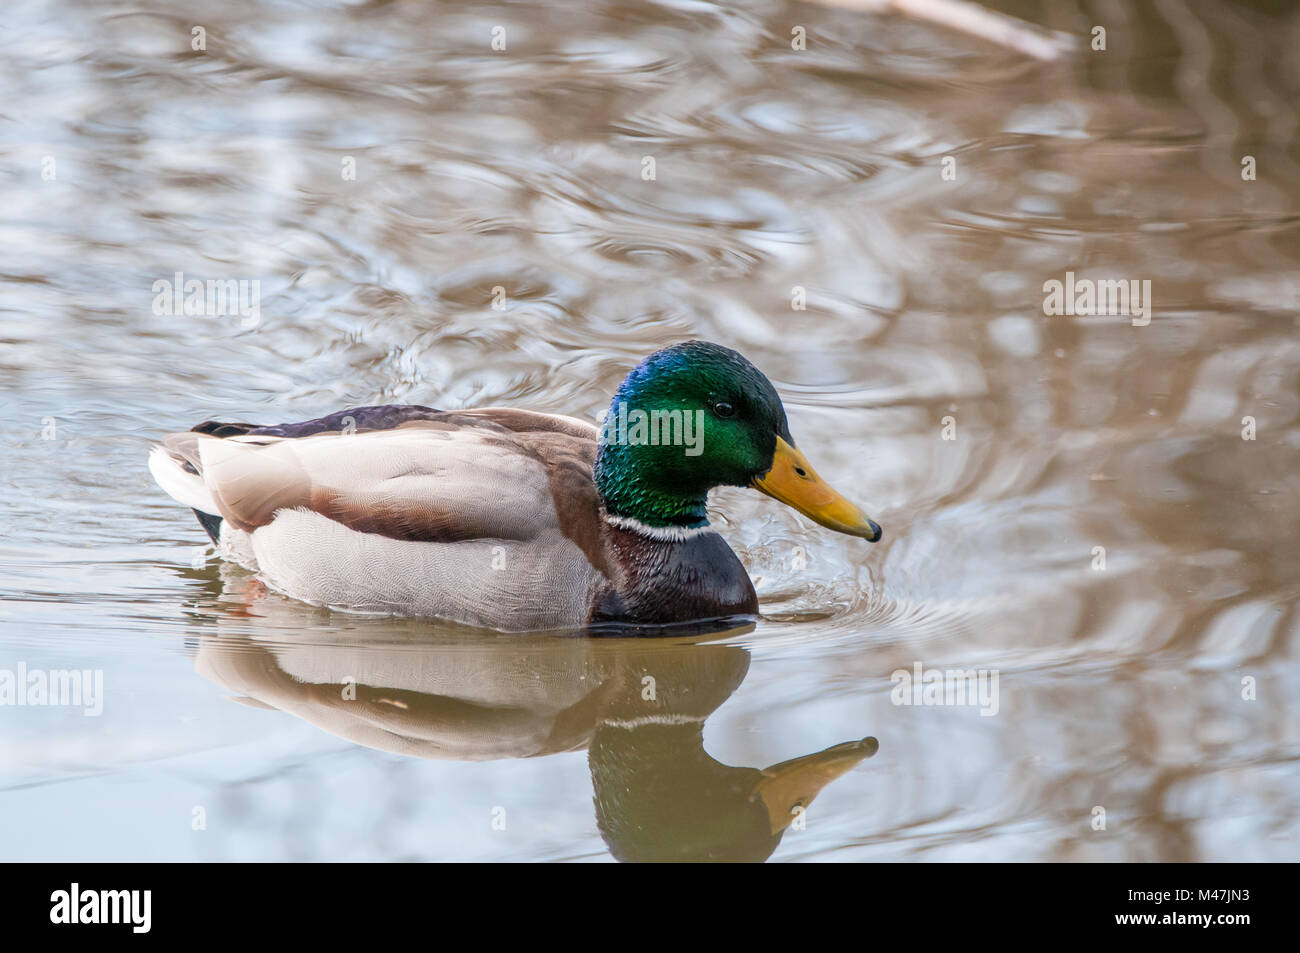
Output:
top-left (182, 407), bottom-right (610, 566)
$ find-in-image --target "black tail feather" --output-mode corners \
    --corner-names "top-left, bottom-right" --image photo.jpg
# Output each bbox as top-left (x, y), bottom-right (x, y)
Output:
top-left (192, 508), bottom-right (223, 545)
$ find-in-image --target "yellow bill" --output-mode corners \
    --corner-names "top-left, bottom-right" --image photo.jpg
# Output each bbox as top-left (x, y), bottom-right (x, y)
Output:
top-left (751, 436), bottom-right (882, 541)
top-left (751, 737), bottom-right (879, 835)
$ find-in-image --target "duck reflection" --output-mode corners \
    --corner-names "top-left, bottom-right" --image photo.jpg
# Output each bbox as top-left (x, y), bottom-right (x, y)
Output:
top-left (184, 571), bottom-right (877, 862)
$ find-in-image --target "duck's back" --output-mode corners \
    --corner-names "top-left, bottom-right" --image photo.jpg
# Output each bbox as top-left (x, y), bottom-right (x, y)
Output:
top-left (149, 405), bottom-right (612, 630)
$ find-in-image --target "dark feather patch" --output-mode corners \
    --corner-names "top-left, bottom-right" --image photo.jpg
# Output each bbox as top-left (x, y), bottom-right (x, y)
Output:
top-left (190, 405), bottom-right (447, 440)
top-left (248, 405), bottom-right (443, 437)
top-left (591, 526), bottom-right (758, 625)
top-left (192, 420), bottom-right (259, 438)
top-left (192, 508), bottom-right (223, 545)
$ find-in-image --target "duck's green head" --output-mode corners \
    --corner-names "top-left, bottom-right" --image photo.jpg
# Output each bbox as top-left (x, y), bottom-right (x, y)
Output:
top-left (593, 341), bottom-right (881, 540)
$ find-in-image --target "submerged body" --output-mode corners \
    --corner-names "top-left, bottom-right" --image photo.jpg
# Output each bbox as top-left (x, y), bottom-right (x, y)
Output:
top-left (149, 342), bottom-right (881, 631)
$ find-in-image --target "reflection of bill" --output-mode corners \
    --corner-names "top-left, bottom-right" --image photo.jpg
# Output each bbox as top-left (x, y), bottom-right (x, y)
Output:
top-left (191, 602), bottom-right (877, 862)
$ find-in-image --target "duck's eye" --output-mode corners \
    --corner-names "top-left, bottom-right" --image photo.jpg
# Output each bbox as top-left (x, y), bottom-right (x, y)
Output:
top-left (712, 401), bottom-right (736, 419)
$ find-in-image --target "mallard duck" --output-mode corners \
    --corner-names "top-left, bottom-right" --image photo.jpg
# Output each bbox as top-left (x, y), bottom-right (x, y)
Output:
top-left (149, 341), bottom-right (881, 630)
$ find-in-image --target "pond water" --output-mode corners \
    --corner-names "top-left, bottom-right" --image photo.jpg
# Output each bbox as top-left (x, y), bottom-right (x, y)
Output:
top-left (1, 0), bottom-right (1298, 861)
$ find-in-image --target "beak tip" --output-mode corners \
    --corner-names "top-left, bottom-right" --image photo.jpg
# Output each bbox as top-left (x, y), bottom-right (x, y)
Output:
top-left (867, 520), bottom-right (882, 542)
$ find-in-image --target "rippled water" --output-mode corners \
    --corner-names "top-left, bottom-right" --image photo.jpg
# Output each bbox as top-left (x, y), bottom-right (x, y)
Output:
top-left (2, 0), bottom-right (1298, 861)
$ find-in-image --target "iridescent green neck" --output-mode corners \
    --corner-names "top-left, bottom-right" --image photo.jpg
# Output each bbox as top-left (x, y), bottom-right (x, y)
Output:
top-left (594, 442), bottom-right (709, 529)
top-left (591, 341), bottom-right (788, 530)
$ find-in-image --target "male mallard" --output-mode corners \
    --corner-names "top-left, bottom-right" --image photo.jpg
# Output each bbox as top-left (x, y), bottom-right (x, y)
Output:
top-left (149, 341), bottom-right (881, 630)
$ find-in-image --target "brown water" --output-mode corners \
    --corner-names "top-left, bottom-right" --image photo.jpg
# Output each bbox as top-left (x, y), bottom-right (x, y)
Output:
top-left (1, 0), bottom-right (1298, 861)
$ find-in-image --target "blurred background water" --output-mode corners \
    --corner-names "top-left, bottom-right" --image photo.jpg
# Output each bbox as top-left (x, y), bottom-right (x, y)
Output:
top-left (1, 0), bottom-right (1298, 861)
